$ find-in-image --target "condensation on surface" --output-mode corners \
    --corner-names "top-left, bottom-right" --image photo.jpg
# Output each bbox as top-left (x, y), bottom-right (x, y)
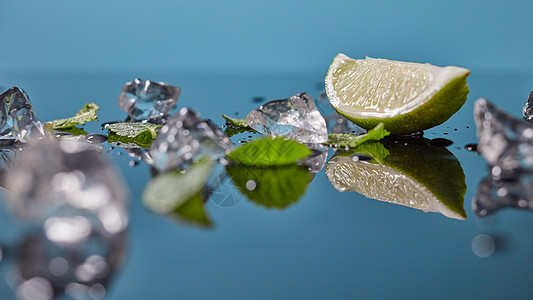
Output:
top-left (333, 58), bottom-right (433, 114)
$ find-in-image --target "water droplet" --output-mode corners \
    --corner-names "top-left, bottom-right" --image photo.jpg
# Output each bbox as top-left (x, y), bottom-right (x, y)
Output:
top-left (85, 134), bottom-right (107, 144)
top-left (464, 143), bottom-right (478, 152)
top-left (429, 138), bottom-right (453, 147)
top-left (128, 160), bottom-right (139, 167)
top-left (252, 96), bottom-right (265, 103)
top-left (472, 234), bottom-right (496, 258)
top-left (245, 180), bottom-right (257, 191)
top-left (55, 132), bottom-right (71, 138)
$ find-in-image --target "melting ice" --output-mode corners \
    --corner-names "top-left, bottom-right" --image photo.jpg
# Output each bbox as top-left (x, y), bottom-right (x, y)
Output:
top-left (474, 98), bottom-right (533, 179)
top-left (522, 90), bottom-right (533, 121)
top-left (3, 138), bottom-right (129, 235)
top-left (245, 93), bottom-right (328, 144)
top-left (0, 87), bottom-right (44, 142)
top-left (118, 78), bottom-right (181, 121)
top-left (149, 107), bottom-right (233, 172)
top-left (1, 138), bottom-right (129, 299)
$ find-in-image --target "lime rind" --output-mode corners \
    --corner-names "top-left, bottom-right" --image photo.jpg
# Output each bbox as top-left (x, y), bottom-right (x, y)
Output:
top-left (325, 54), bottom-right (470, 134)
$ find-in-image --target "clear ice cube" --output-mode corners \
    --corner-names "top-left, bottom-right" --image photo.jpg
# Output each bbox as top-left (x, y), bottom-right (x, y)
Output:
top-left (149, 107), bottom-right (234, 172)
top-left (118, 78), bottom-right (181, 121)
top-left (0, 87), bottom-right (44, 142)
top-left (523, 90), bottom-right (533, 121)
top-left (474, 98), bottom-right (533, 179)
top-left (3, 139), bottom-right (129, 236)
top-left (245, 93), bottom-right (328, 144)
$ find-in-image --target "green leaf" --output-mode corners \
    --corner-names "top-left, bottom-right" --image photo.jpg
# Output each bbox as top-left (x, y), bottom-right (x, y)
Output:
top-left (326, 122), bottom-right (390, 148)
top-left (226, 137), bottom-right (311, 167)
top-left (222, 114), bottom-right (256, 137)
top-left (55, 126), bottom-right (89, 136)
top-left (227, 164), bottom-right (311, 209)
top-left (173, 190), bottom-right (212, 227)
top-left (106, 122), bottom-right (161, 148)
top-left (46, 102), bottom-right (100, 129)
top-left (143, 161), bottom-right (214, 226)
top-left (222, 114), bottom-right (248, 128)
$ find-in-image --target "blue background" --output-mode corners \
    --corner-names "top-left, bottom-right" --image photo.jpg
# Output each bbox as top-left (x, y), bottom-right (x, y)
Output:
top-left (2, 1), bottom-right (533, 299)
top-left (1, 0), bottom-right (533, 73)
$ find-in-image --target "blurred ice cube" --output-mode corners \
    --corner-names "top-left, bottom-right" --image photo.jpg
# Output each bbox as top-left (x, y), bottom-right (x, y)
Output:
top-left (522, 90), bottom-right (533, 121)
top-left (3, 139), bottom-right (129, 236)
top-left (149, 107), bottom-right (233, 172)
top-left (118, 78), bottom-right (181, 121)
top-left (0, 87), bottom-right (44, 142)
top-left (474, 98), bottom-right (533, 179)
top-left (246, 93), bottom-right (328, 143)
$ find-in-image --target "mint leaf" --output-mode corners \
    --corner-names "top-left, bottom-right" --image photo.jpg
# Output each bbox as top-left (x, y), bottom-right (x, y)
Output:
top-left (326, 122), bottom-right (389, 148)
top-left (226, 137), bottom-right (311, 166)
top-left (227, 164), bottom-right (311, 209)
top-left (143, 161), bottom-right (213, 227)
top-left (47, 102), bottom-right (100, 129)
top-left (222, 114), bottom-right (256, 137)
top-left (222, 114), bottom-right (248, 128)
top-left (106, 122), bottom-right (161, 148)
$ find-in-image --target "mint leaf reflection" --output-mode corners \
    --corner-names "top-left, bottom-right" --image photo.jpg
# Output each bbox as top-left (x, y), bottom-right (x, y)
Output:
top-left (326, 138), bottom-right (467, 220)
top-left (227, 164), bottom-right (311, 209)
top-left (143, 161), bottom-right (213, 227)
top-left (55, 126), bottom-right (89, 136)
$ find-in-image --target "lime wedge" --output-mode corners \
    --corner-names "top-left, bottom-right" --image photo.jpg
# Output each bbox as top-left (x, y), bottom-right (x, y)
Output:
top-left (325, 54), bottom-right (470, 134)
top-left (325, 139), bottom-right (467, 219)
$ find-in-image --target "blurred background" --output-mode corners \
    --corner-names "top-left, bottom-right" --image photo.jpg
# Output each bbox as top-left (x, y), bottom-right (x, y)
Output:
top-left (1, 0), bottom-right (532, 74)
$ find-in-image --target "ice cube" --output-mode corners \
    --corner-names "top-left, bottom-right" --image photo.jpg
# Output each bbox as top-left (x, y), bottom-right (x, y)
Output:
top-left (522, 90), bottom-right (533, 121)
top-left (118, 78), bottom-right (181, 121)
top-left (245, 93), bottom-right (328, 143)
top-left (473, 175), bottom-right (533, 216)
top-left (3, 139), bottom-right (129, 236)
top-left (149, 107), bottom-right (233, 172)
top-left (474, 98), bottom-right (533, 179)
top-left (0, 87), bottom-right (44, 142)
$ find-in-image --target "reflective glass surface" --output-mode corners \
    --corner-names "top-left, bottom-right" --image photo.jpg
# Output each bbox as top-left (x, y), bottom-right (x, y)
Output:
top-left (0, 71), bottom-right (532, 299)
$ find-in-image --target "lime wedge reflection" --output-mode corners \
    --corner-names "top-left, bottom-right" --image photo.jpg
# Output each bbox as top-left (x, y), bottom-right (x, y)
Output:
top-left (325, 139), bottom-right (467, 219)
